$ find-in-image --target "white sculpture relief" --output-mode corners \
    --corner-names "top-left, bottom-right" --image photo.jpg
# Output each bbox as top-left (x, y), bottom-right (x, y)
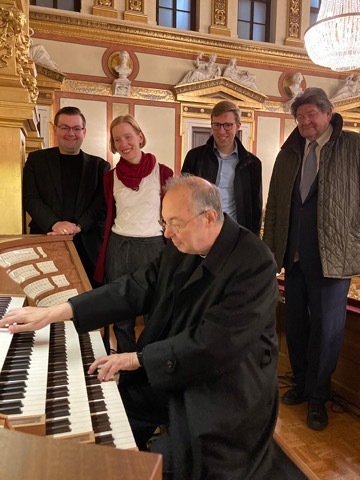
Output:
top-left (331, 74), bottom-right (360, 100)
top-left (113, 50), bottom-right (132, 97)
top-left (222, 58), bottom-right (259, 91)
top-left (178, 53), bottom-right (221, 84)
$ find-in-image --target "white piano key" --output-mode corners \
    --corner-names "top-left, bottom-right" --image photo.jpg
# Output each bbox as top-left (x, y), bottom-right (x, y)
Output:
top-left (88, 331), bottom-right (137, 449)
top-left (48, 321), bottom-right (93, 440)
top-left (7, 326), bottom-right (50, 419)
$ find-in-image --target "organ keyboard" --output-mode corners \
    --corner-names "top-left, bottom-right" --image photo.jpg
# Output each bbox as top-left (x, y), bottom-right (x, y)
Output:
top-left (0, 235), bottom-right (137, 450)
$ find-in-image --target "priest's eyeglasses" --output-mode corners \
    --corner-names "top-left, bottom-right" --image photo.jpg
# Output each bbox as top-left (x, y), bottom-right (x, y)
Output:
top-left (159, 211), bottom-right (208, 233)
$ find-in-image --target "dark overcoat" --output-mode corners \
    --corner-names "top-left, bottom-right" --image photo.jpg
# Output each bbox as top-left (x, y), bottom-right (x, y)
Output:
top-left (70, 216), bottom-right (296, 479)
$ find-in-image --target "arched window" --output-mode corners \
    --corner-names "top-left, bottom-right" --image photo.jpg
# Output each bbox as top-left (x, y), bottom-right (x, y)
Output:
top-left (30, 0), bottom-right (81, 12)
top-left (157, 0), bottom-right (196, 31)
top-left (237, 0), bottom-right (270, 42)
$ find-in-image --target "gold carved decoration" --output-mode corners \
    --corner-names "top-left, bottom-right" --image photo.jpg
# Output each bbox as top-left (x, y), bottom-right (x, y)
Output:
top-left (96, 0), bottom-right (113, 6)
top-left (213, 0), bottom-right (226, 26)
top-left (126, 0), bottom-right (143, 12)
top-left (124, 0), bottom-right (147, 23)
top-left (285, 0), bottom-right (303, 48)
top-left (63, 78), bottom-right (174, 102)
top-left (93, 0), bottom-right (117, 19)
top-left (0, 6), bottom-right (26, 68)
top-left (210, 0), bottom-right (230, 37)
top-left (0, 5), bottom-right (38, 103)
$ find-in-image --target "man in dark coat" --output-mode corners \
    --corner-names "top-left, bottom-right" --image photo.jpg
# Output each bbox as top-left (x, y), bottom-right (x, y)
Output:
top-left (23, 106), bottom-right (110, 284)
top-left (263, 88), bottom-right (360, 431)
top-left (181, 100), bottom-right (262, 235)
top-left (3, 176), bottom-right (305, 480)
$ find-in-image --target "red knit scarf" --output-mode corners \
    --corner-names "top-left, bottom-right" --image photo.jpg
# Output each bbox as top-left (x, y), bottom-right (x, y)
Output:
top-left (115, 152), bottom-right (156, 191)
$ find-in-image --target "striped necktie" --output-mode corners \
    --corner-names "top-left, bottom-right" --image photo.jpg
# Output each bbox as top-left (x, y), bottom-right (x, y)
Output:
top-left (300, 141), bottom-right (318, 202)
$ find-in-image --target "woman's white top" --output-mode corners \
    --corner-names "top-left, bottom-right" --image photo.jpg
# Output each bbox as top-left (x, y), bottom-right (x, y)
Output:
top-left (112, 162), bottom-right (163, 237)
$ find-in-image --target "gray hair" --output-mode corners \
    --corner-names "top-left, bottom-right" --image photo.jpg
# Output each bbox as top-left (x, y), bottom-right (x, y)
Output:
top-left (291, 87), bottom-right (333, 117)
top-left (164, 174), bottom-right (224, 223)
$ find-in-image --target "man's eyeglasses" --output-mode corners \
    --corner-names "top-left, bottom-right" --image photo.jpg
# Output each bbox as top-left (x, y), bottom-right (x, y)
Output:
top-left (295, 112), bottom-right (320, 124)
top-left (56, 125), bottom-right (85, 133)
top-left (211, 122), bottom-right (236, 131)
top-left (159, 211), bottom-right (207, 233)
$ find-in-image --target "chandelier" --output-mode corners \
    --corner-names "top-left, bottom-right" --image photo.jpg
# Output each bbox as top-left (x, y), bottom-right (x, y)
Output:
top-left (304, 0), bottom-right (360, 72)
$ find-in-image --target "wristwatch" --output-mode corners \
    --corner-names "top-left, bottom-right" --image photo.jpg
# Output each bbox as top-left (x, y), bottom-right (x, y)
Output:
top-left (136, 350), bottom-right (144, 367)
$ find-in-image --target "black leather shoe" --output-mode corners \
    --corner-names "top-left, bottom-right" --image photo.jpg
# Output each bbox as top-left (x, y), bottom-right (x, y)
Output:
top-left (307, 402), bottom-right (328, 430)
top-left (281, 388), bottom-right (306, 405)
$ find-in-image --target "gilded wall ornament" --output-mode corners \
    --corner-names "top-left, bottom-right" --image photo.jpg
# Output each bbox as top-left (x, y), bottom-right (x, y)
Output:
top-left (0, 6), bottom-right (38, 102)
top-left (0, 6), bottom-right (27, 68)
top-left (213, 0), bottom-right (227, 26)
top-left (127, 0), bottom-right (143, 12)
top-left (287, 0), bottom-right (301, 39)
top-left (96, 0), bottom-right (113, 6)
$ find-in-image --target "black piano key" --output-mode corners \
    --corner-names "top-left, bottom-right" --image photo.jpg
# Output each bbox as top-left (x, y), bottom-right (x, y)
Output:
top-left (91, 413), bottom-right (111, 433)
top-left (89, 400), bottom-right (107, 413)
top-left (0, 371), bottom-right (28, 381)
top-left (95, 434), bottom-right (116, 447)
top-left (46, 386), bottom-right (69, 399)
top-left (86, 385), bottom-right (105, 401)
top-left (47, 372), bottom-right (68, 387)
top-left (0, 381), bottom-right (26, 392)
top-left (46, 407), bottom-right (70, 420)
top-left (86, 375), bottom-right (100, 386)
top-left (0, 399), bottom-right (23, 410)
top-left (46, 399), bottom-right (70, 414)
top-left (46, 418), bottom-right (71, 435)
top-left (3, 359), bottom-right (31, 369)
top-left (0, 390), bottom-right (25, 400)
top-left (0, 405), bottom-right (23, 415)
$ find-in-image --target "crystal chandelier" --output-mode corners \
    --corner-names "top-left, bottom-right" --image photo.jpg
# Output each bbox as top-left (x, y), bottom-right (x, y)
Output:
top-left (304, 0), bottom-right (360, 72)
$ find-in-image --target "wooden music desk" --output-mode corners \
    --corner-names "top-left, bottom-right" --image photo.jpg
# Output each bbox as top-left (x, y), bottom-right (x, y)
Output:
top-left (0, 428), bottom-right (162, 480)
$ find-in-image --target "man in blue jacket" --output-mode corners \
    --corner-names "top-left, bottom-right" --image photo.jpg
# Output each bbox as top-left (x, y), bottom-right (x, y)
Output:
top-left (182, 100), bottom-right (262, 235)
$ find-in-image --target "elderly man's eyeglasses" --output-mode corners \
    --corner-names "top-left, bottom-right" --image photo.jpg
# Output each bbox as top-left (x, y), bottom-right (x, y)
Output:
top-left (295, 111), bottom-right (320, 124)
top-left (159, 211), bottom-right (208, 233)
top-left (56, 125), bottom-right (85, 133)
top-left (211, 122), bottom-right (236, 131)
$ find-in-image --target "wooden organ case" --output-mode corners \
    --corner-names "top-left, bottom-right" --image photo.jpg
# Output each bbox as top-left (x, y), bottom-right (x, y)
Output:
top-left (0, 235), bottom-right (137, 450)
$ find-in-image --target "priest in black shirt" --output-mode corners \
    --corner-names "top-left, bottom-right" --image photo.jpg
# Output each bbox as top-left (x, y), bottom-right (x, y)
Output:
top-left (23, 106), bottom-right (110, 284)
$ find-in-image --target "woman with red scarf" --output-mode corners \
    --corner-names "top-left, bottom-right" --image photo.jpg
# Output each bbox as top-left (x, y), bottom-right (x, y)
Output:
top-left (94, 115), bottom-right (173, 353)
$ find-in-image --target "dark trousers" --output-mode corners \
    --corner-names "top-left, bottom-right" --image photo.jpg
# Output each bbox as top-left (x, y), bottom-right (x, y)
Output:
top-left (119, 375), bottom-right (169, 450)
top-left (105, 232), bottom-right (165, 353)
top-left (284, 262), bottom-right (350, 402)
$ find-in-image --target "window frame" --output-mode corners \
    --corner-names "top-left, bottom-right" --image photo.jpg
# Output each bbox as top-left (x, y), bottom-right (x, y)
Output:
top-left (30, 0), bottom-right (81, 12)
top-left (156, 0), bottom-right (196, 31)
top-left (237, 0), bottom-right (271, 43)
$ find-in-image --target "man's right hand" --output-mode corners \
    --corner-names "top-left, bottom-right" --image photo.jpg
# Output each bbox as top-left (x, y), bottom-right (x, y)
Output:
top-left (0, 303), bottom-right (73, 333)
top-left (49, 221), bottom-right (79, 236)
